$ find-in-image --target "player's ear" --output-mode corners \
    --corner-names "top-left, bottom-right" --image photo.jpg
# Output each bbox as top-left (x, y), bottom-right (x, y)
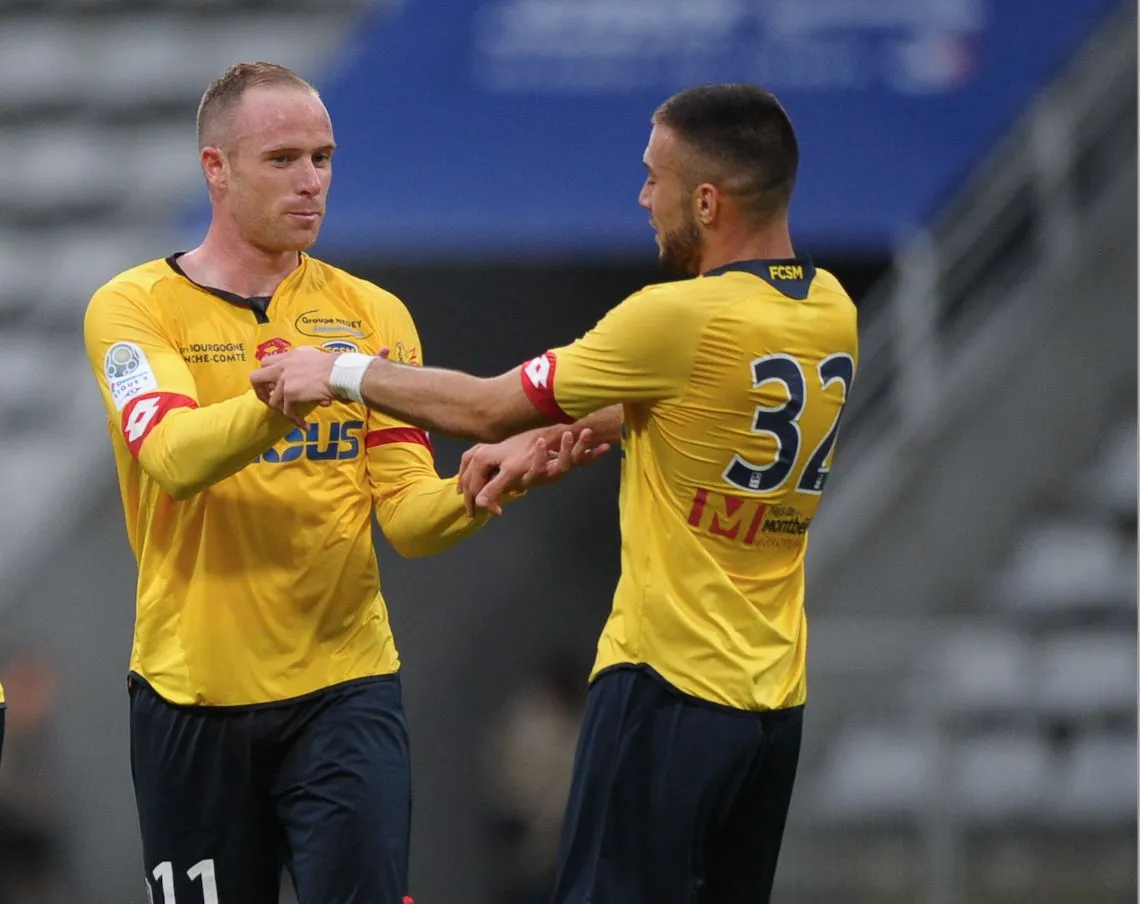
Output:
top-left (201, 145), bottom-right (228, 191)
top-left (694, 183), bottom-right (719, 227)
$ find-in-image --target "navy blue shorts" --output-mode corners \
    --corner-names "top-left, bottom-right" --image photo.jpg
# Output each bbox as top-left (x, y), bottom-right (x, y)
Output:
top-left (551, 665), bottom-right (803, 904)
top-left (129, 675), bottom-right (411, 904)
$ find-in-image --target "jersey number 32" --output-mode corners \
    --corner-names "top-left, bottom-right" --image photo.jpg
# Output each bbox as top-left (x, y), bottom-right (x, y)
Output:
top-left (723, 353), bottom-right (855, 495)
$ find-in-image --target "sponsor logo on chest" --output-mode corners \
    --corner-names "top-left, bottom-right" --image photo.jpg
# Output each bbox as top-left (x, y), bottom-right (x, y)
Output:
top-left (294, 310), bottom-right (371, 340)
top-left (179, 341), bottom-right (248, 365)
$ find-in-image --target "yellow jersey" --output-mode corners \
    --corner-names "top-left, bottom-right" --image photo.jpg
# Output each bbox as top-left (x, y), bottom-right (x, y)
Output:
top-left (521, 258), bottom-right (858, 710)
top-left (84, 254), bottom-right (484, 707)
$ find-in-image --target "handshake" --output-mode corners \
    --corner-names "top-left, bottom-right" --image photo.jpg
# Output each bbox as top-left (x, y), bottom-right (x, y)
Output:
top-left (250, 345), bottom-right (610, 517)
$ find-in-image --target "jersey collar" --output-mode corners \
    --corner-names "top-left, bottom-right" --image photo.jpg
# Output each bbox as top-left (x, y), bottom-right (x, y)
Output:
top-left (164, 252), bottom-right (308, 324)
top-left (703, 256), bottom-right (816, 300)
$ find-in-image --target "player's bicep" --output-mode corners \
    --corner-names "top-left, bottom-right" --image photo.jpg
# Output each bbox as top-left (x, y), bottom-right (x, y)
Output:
top-left (84, 288), bottom-right (200, 457)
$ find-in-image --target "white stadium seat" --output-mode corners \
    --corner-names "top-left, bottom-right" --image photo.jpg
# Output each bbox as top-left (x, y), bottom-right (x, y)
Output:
top-left (813, 728), bottom-right (930, 821)
top-left (996, 521), bottom-right (1135, 615)
top-left (931, 627), bottom-right (1033, 717)
top-left (951, 735), bottom-right (1053, 824)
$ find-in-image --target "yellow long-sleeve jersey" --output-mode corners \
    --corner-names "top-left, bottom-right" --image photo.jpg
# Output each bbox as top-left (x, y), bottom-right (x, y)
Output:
top-left (84, 254), bottom-right (485, 707)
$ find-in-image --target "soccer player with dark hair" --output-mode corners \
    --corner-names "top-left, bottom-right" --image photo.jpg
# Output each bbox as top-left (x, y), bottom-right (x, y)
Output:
top-left (83, 62), bottom-right (600, 904)
top-left (255, 82), bottom-right (859, 903)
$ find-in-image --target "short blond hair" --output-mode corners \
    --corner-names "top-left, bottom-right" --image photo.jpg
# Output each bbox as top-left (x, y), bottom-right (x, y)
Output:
top-left (196, 61), bottom-right (316, 149)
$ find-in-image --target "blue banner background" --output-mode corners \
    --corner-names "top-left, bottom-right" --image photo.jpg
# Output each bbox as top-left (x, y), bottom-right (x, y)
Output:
top-left (187, 0), bottom-right (1121, 258)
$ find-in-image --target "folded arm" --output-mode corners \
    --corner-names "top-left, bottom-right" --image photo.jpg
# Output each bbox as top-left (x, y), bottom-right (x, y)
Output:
top-left (85, 286), bottom-right (297, 500)
top-left (128, 391), bottom-right (298, 499)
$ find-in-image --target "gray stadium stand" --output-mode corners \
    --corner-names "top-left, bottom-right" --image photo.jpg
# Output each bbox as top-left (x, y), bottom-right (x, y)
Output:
top-left (785, 7), bottom-right (1137, 903)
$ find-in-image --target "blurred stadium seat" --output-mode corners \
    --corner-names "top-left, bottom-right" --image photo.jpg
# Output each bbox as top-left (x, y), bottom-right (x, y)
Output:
top-left (1035, 632), bottom-right (1137, 720)
top-left (813, 727), bottom-right (931, 823)
top-left (931, 626), bottom-right (1034, 720)
top-left (950, 734), bottom-right (1054, 825)
top-left (996, 520), bottom-right (1136, 618)
top-left (1052, 735), bottom-right (1137, 825)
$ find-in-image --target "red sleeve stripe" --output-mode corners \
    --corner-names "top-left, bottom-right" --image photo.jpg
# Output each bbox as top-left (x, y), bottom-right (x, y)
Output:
top-left (121, 392), bottom-right (198, 459)
top-left (366, 427), bottom-right (434, 455)
top-left (520, 352), bottom-right (574, 424)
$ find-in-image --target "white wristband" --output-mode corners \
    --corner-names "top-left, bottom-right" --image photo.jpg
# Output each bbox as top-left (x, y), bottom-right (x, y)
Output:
top-left (328, 353), bottom-right (373, 403)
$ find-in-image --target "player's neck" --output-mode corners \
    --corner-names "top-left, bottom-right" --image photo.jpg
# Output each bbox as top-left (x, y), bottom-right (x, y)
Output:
top-left (698, 222), bottom-right (796, 276)
top-left (180, 225), bottom-right (303, 298)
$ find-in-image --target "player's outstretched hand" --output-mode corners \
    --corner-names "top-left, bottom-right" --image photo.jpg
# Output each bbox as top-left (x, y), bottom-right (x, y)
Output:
top-left (250, 346), bottom-right (335, 424)
top-left (458, 428), bottom-right (610, 517)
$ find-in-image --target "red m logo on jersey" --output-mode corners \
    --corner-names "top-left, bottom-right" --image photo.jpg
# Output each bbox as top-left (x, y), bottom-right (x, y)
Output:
top-left (687, 489), bottom-right (769, 544)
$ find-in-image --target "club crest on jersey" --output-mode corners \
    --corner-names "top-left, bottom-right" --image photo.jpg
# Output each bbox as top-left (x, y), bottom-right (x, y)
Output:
top-left (255, 337), bottom-right (293, 361)
top-left (321, 340), bottom-right (359, 354)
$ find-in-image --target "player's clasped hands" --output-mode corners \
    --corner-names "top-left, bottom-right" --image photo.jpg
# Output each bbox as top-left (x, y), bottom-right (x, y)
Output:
top-left (458, 428), bottom-right (611, 517)
top-left (251, 345), bottom-right (337, 424)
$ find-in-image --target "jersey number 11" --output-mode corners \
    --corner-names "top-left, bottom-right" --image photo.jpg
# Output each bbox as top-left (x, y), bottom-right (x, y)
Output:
top-left (150, 859), bottom-right (218, 904)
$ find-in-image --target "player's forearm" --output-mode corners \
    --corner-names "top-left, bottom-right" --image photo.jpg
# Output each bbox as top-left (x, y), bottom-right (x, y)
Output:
top-left (376, 475), bottom-right (493, 558)
top-left (566, 406), bottom-right (623, 445)
top-left (516, 404), bottom-right (624, 454)
top-left (140, 391), bottom-right (295, 500)
top-left (359, 359), bottom-right (546, 443)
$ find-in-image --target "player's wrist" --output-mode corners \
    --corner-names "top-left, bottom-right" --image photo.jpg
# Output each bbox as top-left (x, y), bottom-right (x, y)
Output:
top-left (328, 353), bottom-right (374, 403)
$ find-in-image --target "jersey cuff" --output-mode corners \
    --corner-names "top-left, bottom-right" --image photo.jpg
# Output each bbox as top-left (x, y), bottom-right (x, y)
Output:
top-left (366, 427), bottom-right (434, 456)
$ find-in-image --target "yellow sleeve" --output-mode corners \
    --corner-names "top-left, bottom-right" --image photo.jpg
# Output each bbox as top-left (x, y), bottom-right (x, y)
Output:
top-left (521, 284), bottom-right (705, 422)
top-left (364, 294), bottom-right (490, 558)
top-left (83, 284), bottom-right (296, 500)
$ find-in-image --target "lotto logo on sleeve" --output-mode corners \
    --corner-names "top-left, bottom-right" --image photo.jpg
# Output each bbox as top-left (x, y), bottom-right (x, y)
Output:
top-left (121, 392), bottom-right (197, 458)
top-left (520, 351), bottom-right (573, 423)
top-left (104, 342), bottom-right (158, 410)
top-left (523, 353), bottom-right (551, 389)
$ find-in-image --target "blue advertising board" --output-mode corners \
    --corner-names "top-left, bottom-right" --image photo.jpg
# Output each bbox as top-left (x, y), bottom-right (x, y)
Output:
top-left (192, 0), bottom-right (1122, 258)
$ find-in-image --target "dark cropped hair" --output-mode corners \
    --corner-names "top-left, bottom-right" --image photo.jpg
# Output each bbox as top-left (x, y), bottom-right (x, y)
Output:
top-left (654, 84), bottom-right (799, 222)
